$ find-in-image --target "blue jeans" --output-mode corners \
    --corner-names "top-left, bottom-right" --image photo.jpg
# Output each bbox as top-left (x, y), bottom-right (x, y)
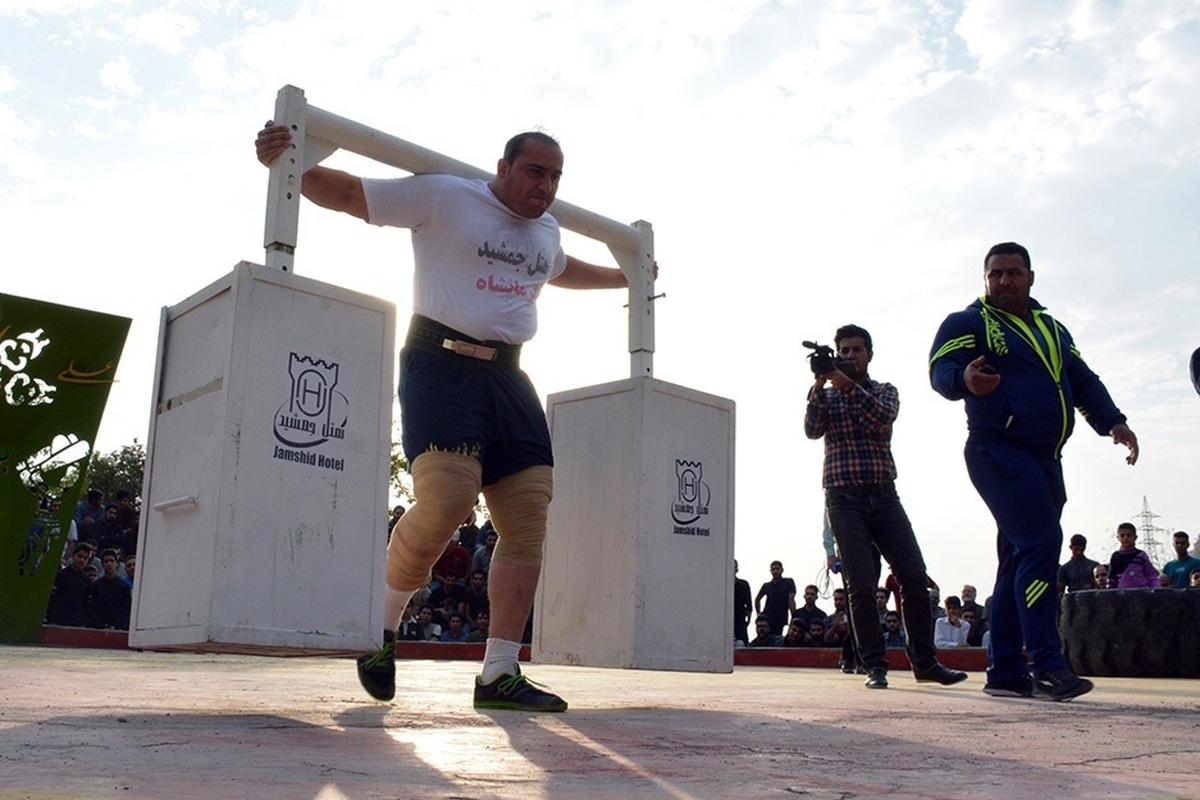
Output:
top-left (965, 439), bottom-right (1068, 680)
top-left (825, 482), bottom-right (937, 671)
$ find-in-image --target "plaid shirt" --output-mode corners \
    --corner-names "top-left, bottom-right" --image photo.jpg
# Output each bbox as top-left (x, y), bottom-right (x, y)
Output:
top-left (804, 378), bottom-right (899, 488)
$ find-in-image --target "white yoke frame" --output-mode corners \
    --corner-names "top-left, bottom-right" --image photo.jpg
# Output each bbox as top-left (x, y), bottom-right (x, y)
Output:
top-left (262, 85), bottom-right (658, 378)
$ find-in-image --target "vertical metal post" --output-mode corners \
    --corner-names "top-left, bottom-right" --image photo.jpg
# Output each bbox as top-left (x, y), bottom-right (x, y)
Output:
top-left (263, 85), bottom-right (308, 272)
top-left (609, 220), bottom-right (655, 378)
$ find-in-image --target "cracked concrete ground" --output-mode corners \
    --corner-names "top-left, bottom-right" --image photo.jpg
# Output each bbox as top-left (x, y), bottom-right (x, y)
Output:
top-left (1, 645), bottom-right (1198, 800)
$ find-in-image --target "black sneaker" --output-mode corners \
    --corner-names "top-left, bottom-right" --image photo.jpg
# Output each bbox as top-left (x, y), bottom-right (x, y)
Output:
top-left (473, 665), bottom-right (568, 712)
top-left (1032, 668), bottom-right (1093, 702)
top-left (913, 662), bottom-right (969, 686)
top-left (864, 667), bottom-right (888, 689)
top-left (982, 673), bottom-right (1034, 698)
top-left (838, 659), bottom-right (856, 674)
top-left (356, 637), bottom-right (396, 702)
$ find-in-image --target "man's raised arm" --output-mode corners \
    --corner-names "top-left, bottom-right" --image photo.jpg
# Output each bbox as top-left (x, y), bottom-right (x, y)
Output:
top-left (255, 122), bottom-right (368, 221)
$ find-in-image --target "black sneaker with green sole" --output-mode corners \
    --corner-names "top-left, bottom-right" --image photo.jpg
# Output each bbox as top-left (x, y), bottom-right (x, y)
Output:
top-left (356, 637), bottom-right (396, 702)
top-left (473, 666), bottom-right (567, 712)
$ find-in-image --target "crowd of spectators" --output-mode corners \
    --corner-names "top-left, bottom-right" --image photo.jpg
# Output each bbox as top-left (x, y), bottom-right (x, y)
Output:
top-left (736, 524), bottom-right (1200, 650)
top-left (387, 507), bottom-right (507, 644)
top-left (44, 488), bottom-right (139, 630)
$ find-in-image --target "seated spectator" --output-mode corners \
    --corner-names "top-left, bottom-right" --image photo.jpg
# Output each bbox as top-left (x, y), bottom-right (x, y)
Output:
top-left (961, 607), bottom-right (985, 647)
top-left (45, 542), bottom-right (93, 626)
top-left (466, 609), bottom-right (490, 642)
top-left (113, 489), bottom-right (140, 551)
top-left (1189, 568), bottom-right (1200, 588)
top-left (881, 611), bottom-right (906, 649)
top-left (929, 585), bottom-right (946, 619)
top-left (1092, 563), bottom-right (1110, 589)
top-left (460, 569), bottom-right (490, 626)
top-left (749, 614), bottom-right (783, 647)
top-left (432, 594), bottom-right (461, 630)
top-left (960, 583), bottom-right (984, 619)
top-left (471, 527), bottom-right (498, 576)
top-left (791, 584), bottom-right (827, 628)
top-left (386, 505), bottom-right (406, 541)
top-left (122, 554), bottom-right (136, 590)
top-left (403, 604), bottom-right (441, 642)
top-left (439, 612), bottom-right (470, 643)
top-left (808, 618), bottom-right (834, 647)
top-left (430, 538), bottom-right (472, 592)
top-left (934, 595), bottom-right (971, 648)
top-left (456, 511), bottom-right (480, 554)
top-left (397, 600), bottom-right (423, 641)
top-left (822, 588), bottom-right (850, 646)
top-left (874, 586), bottom-right (890, 625)
top-left (1160, 531), bottom-right (1200, 587)
top-left (428, 570), bottom-right (467, 616)
top-left (1107, 523), bottom-right (1159, 588)
top-left (781, 618), bottom-right (810, 648)
top-left (87, 548), bottom-right (131, 630)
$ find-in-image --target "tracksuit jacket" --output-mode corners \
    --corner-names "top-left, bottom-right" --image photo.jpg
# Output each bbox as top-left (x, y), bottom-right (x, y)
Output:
top-left (929, 296), bottom-right (1126, 456)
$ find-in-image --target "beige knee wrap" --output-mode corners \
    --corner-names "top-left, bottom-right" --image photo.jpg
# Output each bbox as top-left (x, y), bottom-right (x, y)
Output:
top-left (484, 465), bottom-right (554, 567)
top-left (386, 451), bottom-right (482, 591)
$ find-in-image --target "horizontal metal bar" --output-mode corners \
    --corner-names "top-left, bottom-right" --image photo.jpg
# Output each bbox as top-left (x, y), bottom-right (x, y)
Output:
top-left (305, 105), bottom-right (644, 253)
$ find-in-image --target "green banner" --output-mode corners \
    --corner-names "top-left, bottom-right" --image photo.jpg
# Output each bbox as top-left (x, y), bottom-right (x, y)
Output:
top-left (0, 292), bottom-right (131, 642)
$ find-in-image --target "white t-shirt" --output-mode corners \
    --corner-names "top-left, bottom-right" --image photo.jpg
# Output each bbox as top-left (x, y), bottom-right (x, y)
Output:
top-left (362, 174), bottom-right (568, 344)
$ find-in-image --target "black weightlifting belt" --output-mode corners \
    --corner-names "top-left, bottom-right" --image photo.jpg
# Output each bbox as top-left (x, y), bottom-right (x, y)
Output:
top-left (405, 314), bottom-right (522, 367)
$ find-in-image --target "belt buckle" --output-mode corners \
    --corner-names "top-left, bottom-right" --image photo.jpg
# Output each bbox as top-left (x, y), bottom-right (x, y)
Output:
top-left (442, 338), bottom-right (497, 361)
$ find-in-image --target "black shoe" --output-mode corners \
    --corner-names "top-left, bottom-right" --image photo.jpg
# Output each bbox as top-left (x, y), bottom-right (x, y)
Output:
top-left (356, 637), bottom-right (396, 702)
top-left (913, 662), bottom-right (969, 686)
top-left (982, 673), bottom-right (1034, 698)
top-left (839, 659), bottom-right (856, 674)
top-left (1032, 668), bottom-right (1093, 702)
top-left (864, 668), bottom-right (888, 689)
top-left (474, 665), bottom-right (568, 712)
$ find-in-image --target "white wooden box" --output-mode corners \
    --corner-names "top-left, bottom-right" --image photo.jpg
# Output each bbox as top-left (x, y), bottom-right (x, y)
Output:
top-left (534, 377), bottom-right (735, 672)
top-left (130, 262), bottom-right (395, 651)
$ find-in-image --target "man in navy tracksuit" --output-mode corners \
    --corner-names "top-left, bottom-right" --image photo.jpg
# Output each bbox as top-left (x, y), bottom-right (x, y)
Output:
top-left (929, 242), bottom-right (1139, 701)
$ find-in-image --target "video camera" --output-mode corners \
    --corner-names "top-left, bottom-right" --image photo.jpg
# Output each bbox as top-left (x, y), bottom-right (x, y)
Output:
top-left (802, 340), bottom-right (856, 375)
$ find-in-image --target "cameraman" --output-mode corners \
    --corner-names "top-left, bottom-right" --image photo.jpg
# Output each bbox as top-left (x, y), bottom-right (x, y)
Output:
top-left (804, 324), bottom-right (966, 690)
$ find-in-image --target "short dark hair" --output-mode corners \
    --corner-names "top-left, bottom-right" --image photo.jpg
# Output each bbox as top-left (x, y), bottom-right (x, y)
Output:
top-left (1173, 530), bottom-right (1190, 541)
top-left (503, 131), bottom-right (560, 164)
top-left (1070, 534), bottom-right (1087, 548)
top-left (87, 489), bottom-right (103, 502)
top-left (834, 324), bottom-right (872, 353)
top-left (1117, 522), bottom-right (1137, 534)
top-left (100, 548), bottom-right (119, 561)
top-left (945, 595), bottom-right (962, 608)
top-left (116, 489), bottom-right (131, 500)
top-left (770, 560), bottom-right (783, 569)
top-left (984, 242), bottom-right (1031, 270)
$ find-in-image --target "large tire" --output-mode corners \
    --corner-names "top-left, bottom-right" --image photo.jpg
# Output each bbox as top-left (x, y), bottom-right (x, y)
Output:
top-left (1059, 588), bottom-right (1200, 678)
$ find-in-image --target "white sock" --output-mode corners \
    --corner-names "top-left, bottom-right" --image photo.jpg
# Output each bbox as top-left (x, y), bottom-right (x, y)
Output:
top-left (383, 586), bottom-right (415, 632)
top-left (480, 638), bottom-right (522, 683)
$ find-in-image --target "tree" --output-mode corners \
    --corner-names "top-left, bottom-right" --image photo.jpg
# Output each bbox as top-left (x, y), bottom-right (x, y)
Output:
top-left (389, 442), bottom-right (414, 505)
top-left (86, 440), bottom-right (145, 507)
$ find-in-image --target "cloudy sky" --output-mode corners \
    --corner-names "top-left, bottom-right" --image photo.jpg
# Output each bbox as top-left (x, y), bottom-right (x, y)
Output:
top-left (3, 0), bottom-right (1198, 598)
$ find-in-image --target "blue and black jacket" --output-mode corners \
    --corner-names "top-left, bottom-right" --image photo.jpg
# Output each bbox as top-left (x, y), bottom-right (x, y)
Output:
top-left (929, 296), bottom-right (1126, 460)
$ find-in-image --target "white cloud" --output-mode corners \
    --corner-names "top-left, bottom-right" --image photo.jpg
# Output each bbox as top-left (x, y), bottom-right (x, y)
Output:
top-left (99, 55), bottom-right (140, 95)
top-left (122, 7), bottom-right (199, 54)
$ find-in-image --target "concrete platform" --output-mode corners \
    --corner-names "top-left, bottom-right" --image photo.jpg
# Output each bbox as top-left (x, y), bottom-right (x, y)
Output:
top-left (1, 644), bottom-right (1198, 800)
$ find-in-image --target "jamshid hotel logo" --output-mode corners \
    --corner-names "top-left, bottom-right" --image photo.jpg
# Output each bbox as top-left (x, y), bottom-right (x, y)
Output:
top-left (272, 352), bottom-right (348, 472)
top-left (671, 458), bottom-right (711, 537)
